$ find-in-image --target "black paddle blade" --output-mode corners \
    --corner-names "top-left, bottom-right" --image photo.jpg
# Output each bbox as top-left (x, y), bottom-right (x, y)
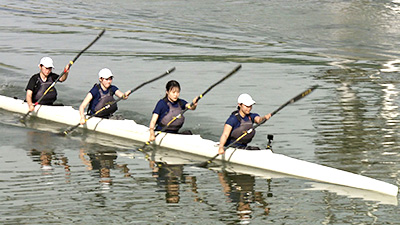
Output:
top-left (19, 116), bottom-right (27, 124)
top-left (20, 111), bottom-right (31, 124)
top-left (59, 123), bottom-right (81, 136)
top-left (195, 154), bottom-right (219, 168)
top-left (57, 130), bottom-right (69, 136)
top-left (196, 160), bottom-right (211, 168)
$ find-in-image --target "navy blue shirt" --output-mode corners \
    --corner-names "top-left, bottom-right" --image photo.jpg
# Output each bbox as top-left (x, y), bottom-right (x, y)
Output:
top-left (225, 112), bottom-right (259, 146)
top-left (152, 98), bottom-right (188, 131)
top-left (87, 84), bottom-right (119, 115)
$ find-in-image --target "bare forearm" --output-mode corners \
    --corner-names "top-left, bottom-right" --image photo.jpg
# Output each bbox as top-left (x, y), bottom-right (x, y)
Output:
top-left (255, 113), bottom-right (271, 124)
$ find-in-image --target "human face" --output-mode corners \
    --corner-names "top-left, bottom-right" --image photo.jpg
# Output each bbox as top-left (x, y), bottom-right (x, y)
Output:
top-left (40, 65), bottom-right (53, 77)
top-left (100, 77), bottom-right (113, 89)
top-left (166, 87), bottom-right (180, 102)
top-left (239, 103), bottom-right (252, 116)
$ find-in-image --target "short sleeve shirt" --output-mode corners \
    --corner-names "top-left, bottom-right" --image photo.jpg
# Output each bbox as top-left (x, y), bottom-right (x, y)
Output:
top-left (87, 84), bottom-right (119, 114)
top-left (25, 72), bottom-right (60, 93)
top-left (152, 98), bottom-right (188, 130)
top-left (224, 112), bottom-right (259, 146)
top-left (225, 112), bottom-right (259, 130)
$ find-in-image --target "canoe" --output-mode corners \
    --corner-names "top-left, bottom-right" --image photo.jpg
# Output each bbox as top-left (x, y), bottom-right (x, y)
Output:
top-left (0, 94), bottom-right (398, 197)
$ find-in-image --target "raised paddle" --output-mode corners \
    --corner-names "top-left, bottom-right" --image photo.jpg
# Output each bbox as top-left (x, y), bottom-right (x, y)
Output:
top-left (21, 29), bottom-right (106, 123)
top-left (60, 67), bottom-right (176, 135)
top-left (197, 85), bottom-right (318, 168)
top-left (138, 64), bottom-right (242, 151)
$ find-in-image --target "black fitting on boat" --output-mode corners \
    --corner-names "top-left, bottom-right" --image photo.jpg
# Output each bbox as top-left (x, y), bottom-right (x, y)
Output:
top-left (266, 134), bottom-right (273, 151)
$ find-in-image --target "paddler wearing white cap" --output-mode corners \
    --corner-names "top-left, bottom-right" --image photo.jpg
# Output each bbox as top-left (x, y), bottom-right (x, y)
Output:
top-left (78, 68), bottom-right (131, 124)
top-left (218, 93), bottom-right (272, 154)
top-left (25, 57), bottom-right (71, 111)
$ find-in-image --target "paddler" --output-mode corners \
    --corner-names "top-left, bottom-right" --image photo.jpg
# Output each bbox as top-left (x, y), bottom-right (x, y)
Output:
top-left (25, 57), bottom-right (70, 111)
top-left (218, 93), bottom-right (272, 154)
top-left (148, 80), bottom-right (198, 141)
top-left (78, 68), bottom-right (131, 124)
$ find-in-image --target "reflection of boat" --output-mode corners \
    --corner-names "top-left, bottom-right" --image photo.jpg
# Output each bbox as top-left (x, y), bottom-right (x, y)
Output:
top-left (381, 59), bottom-right (400, 72)
top-left (0, 94), bottom-right (398, 197)
top-left (305, 182), bottom-right (398, 206)
top-left (134, 147), bottom-right (398, 206)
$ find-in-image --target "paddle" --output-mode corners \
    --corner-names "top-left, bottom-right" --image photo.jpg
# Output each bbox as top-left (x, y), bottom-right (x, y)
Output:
top-left (197, 85), bottom-right (318, 168)
top-left (60, 67), bottom-right (176, 135)
top-left (138, 64), bottom-right (242, 151)
top-left (21, 29), bottom-right (106, 123)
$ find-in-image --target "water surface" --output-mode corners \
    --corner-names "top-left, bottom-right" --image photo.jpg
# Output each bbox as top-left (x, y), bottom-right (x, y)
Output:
top-left (1, 0), bottom-right (400, 224)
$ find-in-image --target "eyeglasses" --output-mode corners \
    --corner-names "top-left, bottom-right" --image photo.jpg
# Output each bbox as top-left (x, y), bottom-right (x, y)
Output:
top-left (102, 77), bottom-right (113, 81)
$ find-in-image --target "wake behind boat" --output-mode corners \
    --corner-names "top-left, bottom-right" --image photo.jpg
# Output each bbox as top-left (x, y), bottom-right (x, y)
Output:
top-left (0, 94), bottom-right (398, 197)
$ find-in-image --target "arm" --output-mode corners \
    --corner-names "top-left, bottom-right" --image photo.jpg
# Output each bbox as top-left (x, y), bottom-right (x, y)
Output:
top-left (79, 93), bottom-right (93, 125)
top-left (58, 64), bottom-right (70, 82)
top-left (149, 113), bottom-right (159, 142)
top-left (254, 113), bottom-right (271, 124)
top-left (115, 89), bottom-right (131, 100)
top-left (218, 124), bottom-right (233, 154)
top-left (186, 96), bottom-right (199, 110)
top-left (26, 90), bottom-right (35, 112)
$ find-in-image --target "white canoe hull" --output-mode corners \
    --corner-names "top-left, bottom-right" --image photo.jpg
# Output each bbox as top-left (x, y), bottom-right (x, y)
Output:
top-left (0, 95), bottom-right (398, 196)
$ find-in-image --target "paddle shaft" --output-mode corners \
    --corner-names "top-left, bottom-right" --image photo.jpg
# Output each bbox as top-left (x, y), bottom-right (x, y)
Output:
top-left (198, 85), bottom-right (318, 167)
top-left (62, 67), bottom-right (175, 135)
top-left (35, 29), bottom-right (106, 106)
top-left (231, 85), bottom-right (318, 144)
top-left (22, 29), bottom-right (106, 121)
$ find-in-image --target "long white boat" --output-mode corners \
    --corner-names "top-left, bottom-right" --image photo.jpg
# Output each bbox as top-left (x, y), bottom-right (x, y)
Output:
top-left (0, 94), bottom-right (398, 197)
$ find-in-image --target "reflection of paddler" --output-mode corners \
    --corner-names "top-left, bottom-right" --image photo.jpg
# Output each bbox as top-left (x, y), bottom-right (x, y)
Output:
top-left (218, 172), bottom-right (270, 222)
top-left (26, 132), bottom-right (70, 180)
top-left (28, 148), bottom-right (71, 183)
top-left (219, 172), bottom-right (255, 203)
top-left (152, 162), bottom-right (183, 203)
top-left (80, 149), bottom-right (118, 186)
top-left (151, 162), bottom-right (198, 204)
top-left (30, 148), bottom-right (55, 170)
top-left (87, 151), bottom-right (117, 171)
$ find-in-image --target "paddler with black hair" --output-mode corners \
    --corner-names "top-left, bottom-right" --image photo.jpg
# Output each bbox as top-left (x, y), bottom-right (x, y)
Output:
top-left (25, 57), bottom-right (71, 111)
top-left (79, 68), bottom-right (131, 124)
top-left (148, 80), bottom-right (198, 142)
top-left (218, 93), bottom-right (271, 154)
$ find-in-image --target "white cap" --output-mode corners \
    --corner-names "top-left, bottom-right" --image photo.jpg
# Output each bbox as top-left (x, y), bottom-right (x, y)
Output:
top-left (98, 68), bottom-right (113, 79)
top-left (38, 57), bottom-right (54, 68)
top-left (238, 93), bottom-right (256, 106)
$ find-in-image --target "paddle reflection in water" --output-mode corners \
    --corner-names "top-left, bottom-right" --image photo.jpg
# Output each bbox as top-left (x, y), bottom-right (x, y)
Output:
top-left (218, 171), bottom-right (270, 223)
top-left (79, 144), bottom-right (132, 190)
top-left (149, 161), bottom-right (201, 204)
